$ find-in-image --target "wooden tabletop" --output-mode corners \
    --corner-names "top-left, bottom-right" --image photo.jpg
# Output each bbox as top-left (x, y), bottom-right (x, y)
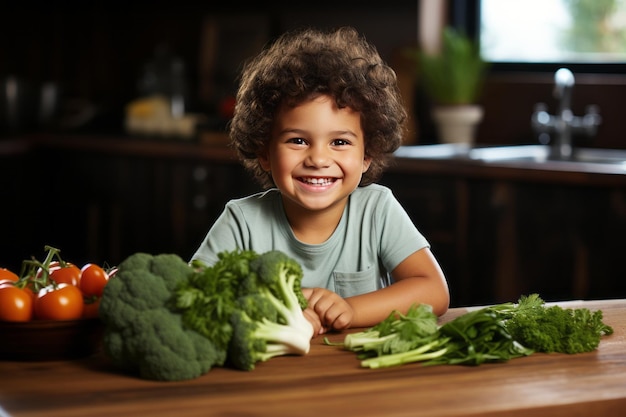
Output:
top-left (1, 299), bottom-right (624, 417)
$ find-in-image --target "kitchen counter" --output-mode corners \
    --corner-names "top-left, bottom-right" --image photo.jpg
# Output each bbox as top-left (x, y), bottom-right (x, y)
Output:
top-left (391, 144), bottom-right (626, 187)
top-left (2, 135), bottom-right (626, 187)
top-left (1, 299), bottom-right (624, 417)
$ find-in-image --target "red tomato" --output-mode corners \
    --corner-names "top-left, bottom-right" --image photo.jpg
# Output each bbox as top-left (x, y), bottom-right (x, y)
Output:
top-left (0, 280), bottom-right (35, 301)
top-left (49, 263), bottom-right (81, 287)
top-left (34, 284), bottom-right (84, 320)
top-left (36, 260), bottom-right (59, 277)
top-left (79, 264), bottom-right (109, 297)
top-left (0, 279), bottom-right (16, 288)
top-left (0, 268), bottom-right (19, 282)
top-left (82, 297), bottom-right (101, 319)
top-left (0, 286), bottom-right (33, 322)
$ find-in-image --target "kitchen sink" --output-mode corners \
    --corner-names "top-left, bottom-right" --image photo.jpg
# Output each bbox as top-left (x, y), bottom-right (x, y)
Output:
top-left (468, 145), bottom-right (547, 162)
top-left (468, 145), bottom-right (626, 166)
top-left (394, 144), bottom-right (626, 169)
top-left (393, 143), bottom-right (472, 159)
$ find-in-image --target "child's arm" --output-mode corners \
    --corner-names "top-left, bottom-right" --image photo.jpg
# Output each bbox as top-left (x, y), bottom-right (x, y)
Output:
top-left (303, 248), bottom-right (449, 332)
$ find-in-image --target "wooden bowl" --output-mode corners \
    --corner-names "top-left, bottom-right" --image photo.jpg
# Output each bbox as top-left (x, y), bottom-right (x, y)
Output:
top-left (0, 318), bottom-right (104, 361)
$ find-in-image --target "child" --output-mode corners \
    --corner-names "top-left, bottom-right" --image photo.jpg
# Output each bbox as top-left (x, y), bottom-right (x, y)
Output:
top-left (191, 26), bottom-right (449, 335)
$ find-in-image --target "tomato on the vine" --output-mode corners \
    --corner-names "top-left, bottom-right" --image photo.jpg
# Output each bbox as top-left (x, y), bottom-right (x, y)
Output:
top-left (82, 297), bottom-right (101, 319)
top-left (0, 268), bottom-right (19, 282)
top-left (49, 263), bottom-right (81, 287)
top-left (0, 279), bottom-right (16, 288)
top-left (79, 264), bottom-right (109, 297)
top-left (34, 284), bottom-right (84, 320)
top-left (0, 286), bottom-right (33, 322)
top-left (0, 279), bottom-right (35, 302)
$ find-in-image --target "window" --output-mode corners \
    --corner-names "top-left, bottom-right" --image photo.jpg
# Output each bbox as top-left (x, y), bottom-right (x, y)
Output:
top-left (454, 0), bottom-right (626, 72)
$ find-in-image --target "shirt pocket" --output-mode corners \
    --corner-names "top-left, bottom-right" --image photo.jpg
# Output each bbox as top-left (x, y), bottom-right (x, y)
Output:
top-left (333, 269), bottom-right (379, 298)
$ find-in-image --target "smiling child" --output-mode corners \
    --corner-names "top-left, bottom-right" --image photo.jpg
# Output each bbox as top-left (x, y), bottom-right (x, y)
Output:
top-left (191, 26), bottom-right (450, 335)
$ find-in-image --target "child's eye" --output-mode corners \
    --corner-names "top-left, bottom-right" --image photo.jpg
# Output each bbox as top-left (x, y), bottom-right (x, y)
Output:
top-left (332, 138), bottom-right (350, 146)
top-left (286, 137), bottom-right (307, 145)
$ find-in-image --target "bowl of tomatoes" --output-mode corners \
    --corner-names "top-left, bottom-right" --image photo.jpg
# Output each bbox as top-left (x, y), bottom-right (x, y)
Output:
top-left (0, 317), bottom-right (104, 361)
top-left (0, 246), bottom-right (114, 361)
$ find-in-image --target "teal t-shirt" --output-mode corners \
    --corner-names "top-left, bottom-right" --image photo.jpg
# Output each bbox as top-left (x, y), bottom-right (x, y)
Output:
top-left (191, 184), bottom-right (429, 298)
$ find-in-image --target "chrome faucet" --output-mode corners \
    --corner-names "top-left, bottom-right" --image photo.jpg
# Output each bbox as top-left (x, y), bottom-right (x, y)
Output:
top-left (531, 68), bottom-right (602, 160)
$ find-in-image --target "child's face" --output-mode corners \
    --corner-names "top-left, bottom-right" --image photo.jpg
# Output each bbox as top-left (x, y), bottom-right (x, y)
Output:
top-left (260, 94), bottom-right (371, 215)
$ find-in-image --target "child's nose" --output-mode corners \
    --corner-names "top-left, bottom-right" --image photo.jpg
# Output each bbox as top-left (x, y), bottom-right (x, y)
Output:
top-left (305, 146), bottom-right (331, 168)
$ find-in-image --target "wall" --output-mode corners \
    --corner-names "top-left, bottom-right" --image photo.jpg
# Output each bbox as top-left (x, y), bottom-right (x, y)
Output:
top-left (477, 73), bottom-right (626, 150)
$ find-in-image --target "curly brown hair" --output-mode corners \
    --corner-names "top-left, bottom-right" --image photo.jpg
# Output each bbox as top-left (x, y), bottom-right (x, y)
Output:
top-left (229, 26), bottom-right (407, 188)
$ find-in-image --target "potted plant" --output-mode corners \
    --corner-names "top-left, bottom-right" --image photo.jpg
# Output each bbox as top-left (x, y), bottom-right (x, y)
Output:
top-left (418, 27), bottom-right (488, 146)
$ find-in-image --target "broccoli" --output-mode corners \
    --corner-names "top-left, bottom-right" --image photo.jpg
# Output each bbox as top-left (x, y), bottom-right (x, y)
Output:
top-left (99, 253), bottom-right (225, 381)
top-left (101, 249), bottom-right (314, 380)
top-left (227, 250), bottom-right (314, 371)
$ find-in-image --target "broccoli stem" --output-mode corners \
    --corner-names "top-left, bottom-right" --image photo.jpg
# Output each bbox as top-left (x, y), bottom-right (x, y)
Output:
top-left (248, 318), bottom-right (312, 364)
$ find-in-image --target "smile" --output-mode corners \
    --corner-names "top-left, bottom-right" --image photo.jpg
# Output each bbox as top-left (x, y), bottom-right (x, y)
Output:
top-left (298, 177), bottom-right (336, 186)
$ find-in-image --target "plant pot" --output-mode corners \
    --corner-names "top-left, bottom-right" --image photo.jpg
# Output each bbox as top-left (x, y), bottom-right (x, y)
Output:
top-left (432, 105), bottom-right (484, 146)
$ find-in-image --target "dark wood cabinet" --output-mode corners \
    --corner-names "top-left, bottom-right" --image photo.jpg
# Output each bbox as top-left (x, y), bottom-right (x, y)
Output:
top-left (1, 136), bottom-right (258, 272)
top-left (381, 167), bottom-right (626, 306)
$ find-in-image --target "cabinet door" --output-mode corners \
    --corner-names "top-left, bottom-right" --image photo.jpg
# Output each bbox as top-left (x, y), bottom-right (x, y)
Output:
top-left (379, 173), bottom-right (474, 306)
top-left (12, 147), bottom-right (256, 268)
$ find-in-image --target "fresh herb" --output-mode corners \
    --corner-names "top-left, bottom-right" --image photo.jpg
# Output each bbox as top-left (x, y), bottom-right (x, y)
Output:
top-left (341, 303), bottom-right (439, 357)
top-left (327, 294), bottom-right (614, 369)
top-left (503, 294), bottom-right (614, 354)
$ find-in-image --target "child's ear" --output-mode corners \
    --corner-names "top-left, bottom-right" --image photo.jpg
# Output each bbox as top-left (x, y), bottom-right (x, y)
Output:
top-left (258, 151), bottom-right (271, 172)
top-left (362, 156), bottom-right (372, 173)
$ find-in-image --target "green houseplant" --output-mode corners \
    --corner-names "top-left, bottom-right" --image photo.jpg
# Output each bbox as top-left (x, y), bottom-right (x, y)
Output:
top-left (419, 27), bottom-right (487, 105)
top-left (417, 27), bottom-right (488, 145)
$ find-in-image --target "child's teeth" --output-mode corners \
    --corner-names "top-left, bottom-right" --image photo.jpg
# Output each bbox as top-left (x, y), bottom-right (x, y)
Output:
top-left (304, 178), bottom-right (332, 185)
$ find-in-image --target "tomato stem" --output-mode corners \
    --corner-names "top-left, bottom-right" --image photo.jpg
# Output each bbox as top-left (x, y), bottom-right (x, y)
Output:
top-left (16, 246), bottom-right (62, 292)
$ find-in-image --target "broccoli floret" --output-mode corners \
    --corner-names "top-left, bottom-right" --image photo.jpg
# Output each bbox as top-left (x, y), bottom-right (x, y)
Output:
top-left (236, 293), bottom-right (279, 323)
top-left (99, 253), bottom-right (225, 381)
top-left (250, 250), bottom-right (309, 310)
top-left (227, 251), bottom-right (314, 371)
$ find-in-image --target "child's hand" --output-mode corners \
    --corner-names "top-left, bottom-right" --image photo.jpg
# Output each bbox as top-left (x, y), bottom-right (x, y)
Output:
top-left (302, 287), bottom-right (354, 333)
top-left (302, 307), bottom-right (326, 336)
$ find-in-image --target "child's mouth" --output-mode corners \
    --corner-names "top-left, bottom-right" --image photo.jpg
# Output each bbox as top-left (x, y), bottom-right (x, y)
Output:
top-left (298, 177), bottom-right (336, 186)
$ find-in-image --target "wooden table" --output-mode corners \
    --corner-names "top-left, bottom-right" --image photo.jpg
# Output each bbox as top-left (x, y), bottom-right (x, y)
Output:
top-left (1, 299), bottom-right (624, 417)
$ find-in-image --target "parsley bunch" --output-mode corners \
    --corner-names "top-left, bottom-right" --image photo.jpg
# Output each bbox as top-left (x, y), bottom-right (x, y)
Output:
top-left (503, 294), bottom-right (614, 354)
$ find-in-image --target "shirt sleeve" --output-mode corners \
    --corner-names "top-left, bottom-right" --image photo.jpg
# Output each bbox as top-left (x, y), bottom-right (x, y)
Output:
top-left (376, 187), bottom-right (430, 274)
top-left (189, 201), bottom-right (250, 265)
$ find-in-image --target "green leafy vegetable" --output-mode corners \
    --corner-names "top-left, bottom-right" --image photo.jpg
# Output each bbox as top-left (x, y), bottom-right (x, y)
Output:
top-left (227, 250), bottom-right (314, 371)
top-left (175, 249), bottom-right (259, 353)
top-left (99, 253), bottom-right (225, 381)
top-left (503, 294), bottom-right (614, 354)
top-left (342, 303), bottom-right (439, 357)
top-left (329, 294), bottom-right (614, 369)
top-left (100, 249), bottom-right (313, 381)
top-left (356, 304), bottom-right (533, 369)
